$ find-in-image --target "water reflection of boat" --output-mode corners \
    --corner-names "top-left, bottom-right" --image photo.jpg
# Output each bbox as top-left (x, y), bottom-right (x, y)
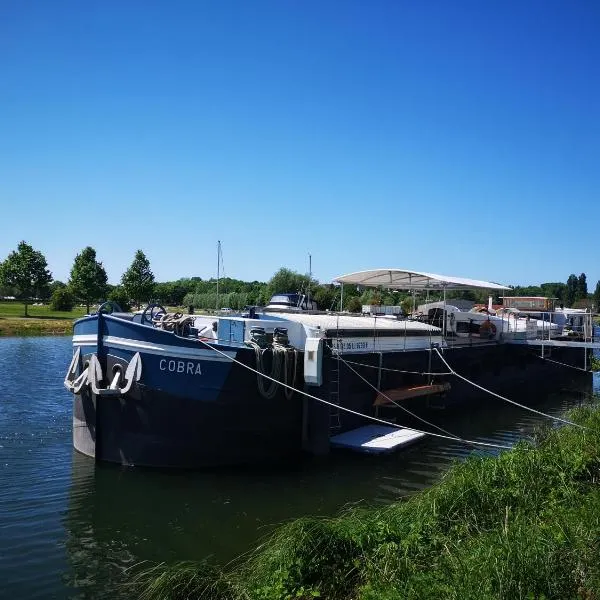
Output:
top-left (62, 377), bottom-right (596, 597)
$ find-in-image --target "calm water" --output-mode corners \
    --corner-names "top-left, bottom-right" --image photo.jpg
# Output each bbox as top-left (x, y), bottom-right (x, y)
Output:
top-left (0, 336), bottom-right (598, 599)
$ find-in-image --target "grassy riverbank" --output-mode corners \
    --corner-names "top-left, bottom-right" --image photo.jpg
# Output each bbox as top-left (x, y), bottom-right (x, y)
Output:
top-left (136, 402), bottom-right (600, 600)
top-left (0, 302), bottom-right (86, 336)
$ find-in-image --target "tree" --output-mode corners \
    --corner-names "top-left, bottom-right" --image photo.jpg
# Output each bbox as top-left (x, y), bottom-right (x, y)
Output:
top-left (267, 268), bottom-right (319, 301)
top-left (565, 274), bottom-right (578, 307)
top-left (69, 247), bottom-right (108, 313)
top-left (50, 287), bottom-right (75, 311)
top-left (345, 296), bottom-right (362, 313)
top-left (49, 280), bottom-right (67, 294)
top-left (540, 282), bottom-right (567, 306)
top-left (593, 281), bottom-right (600, 313)
top-left (312, 284), bottom-right (338, 311)
top-left (576, 273), bottom-right (588, 302)
top-left (0, 241), bottom-right (52, 316)
top-left (121, 250), bottom-right (155, 308)
top-left (108, 285), bottom-right (132, 312)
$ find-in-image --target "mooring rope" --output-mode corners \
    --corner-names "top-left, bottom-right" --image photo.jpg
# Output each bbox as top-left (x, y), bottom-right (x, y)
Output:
top-left (535, 354), bottom-right (590, 373)
top-left (196, 339), bottom-right (513, 450)
top-left (250, 342), bottom-right (282, 400)
top-left (249, 342), bottom-right (298, 401)
top-left (340, 358), bottom-right (451, 377)
top-left (339, 356), bottom-right (488, 452)
top-left (433, 347), bottom-right (587, 430)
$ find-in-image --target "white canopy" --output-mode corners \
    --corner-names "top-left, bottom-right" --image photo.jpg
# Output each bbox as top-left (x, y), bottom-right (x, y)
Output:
top-left (334, 269), bottom-right (510, 291)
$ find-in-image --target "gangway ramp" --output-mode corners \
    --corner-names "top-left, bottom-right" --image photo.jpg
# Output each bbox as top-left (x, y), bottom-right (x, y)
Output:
top-left (330, 425), bottom-right (425, 454)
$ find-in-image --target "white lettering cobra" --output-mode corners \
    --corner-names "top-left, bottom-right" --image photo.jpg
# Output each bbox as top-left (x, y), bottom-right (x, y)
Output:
top-left (159, 358), bottom-right (202, 375)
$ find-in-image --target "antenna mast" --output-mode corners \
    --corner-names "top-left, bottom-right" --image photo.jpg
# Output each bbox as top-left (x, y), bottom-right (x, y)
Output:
top-left (216, 240), bottom-right (221, 311)
top-left (308, 253), bottom-right (312, 307)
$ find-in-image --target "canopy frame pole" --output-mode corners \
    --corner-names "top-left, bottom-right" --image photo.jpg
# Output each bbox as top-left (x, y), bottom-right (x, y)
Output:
top-left (443, 287), bottom-right (447, 340)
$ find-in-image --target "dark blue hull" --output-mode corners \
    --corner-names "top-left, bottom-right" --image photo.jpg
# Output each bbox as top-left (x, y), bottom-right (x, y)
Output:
top-left (71, 314), bottom-right (305, 467)
top-left (69, 314), bottom-right (593, 468)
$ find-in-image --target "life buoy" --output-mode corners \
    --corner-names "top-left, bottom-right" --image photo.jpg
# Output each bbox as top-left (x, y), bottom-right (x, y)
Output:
top-left (479, 320), bottom-right (497, 338)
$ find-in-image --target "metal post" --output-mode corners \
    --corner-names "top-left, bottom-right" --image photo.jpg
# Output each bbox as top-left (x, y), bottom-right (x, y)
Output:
top-left (340, 283), bottom-right (344, 312)
top-left (216, 240), bottom-right (220, 311)
top-left (308, 253), bottom-right (311, 307)
top-left (428, 345), bottom-right (433, 384)
top-left (443, 287), bottom-right (447, 339)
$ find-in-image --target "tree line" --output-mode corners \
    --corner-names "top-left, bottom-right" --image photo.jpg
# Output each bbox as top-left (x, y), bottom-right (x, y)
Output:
top-left (0, 242), bottom-right (155, 315)
top-left (1, 241), bottom-right (599, 315)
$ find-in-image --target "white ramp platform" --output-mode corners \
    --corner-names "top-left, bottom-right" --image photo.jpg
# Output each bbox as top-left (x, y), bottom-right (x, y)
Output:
top-left (330, 425), bottom-right (426, 454)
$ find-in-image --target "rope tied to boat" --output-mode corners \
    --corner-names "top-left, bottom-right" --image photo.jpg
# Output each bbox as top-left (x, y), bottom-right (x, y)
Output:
top-left (338, 356), bottom-right (488, 452)
top-left (248, 327), bottom-right (298, 400)
top-left (433, 347), bottom-right (587, 430)
top-left (535, 354), bottom-right (591, 373)
top-left (341, 358), bottom-right (451, 377)
top-left (196, 338), bottom-right (514, 450)
top-left (155, 312), bottom-right (195, 337)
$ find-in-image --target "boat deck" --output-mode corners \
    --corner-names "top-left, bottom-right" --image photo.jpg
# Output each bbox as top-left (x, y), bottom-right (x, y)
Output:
top-left (264, 312), bottom-right (440, 334)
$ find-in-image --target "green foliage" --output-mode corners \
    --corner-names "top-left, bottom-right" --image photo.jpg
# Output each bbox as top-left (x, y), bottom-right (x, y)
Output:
top-left (154, 280), bottom-right (196, 306)
top-left (0, 241), bottom-right (52, 316)
top-left (50, 286), bottom-right (75, 311)
top-left (136, 402), bottom-right (600, 600)
top-left (400, 296), bottom-right (413, 315)
top-left (540, 282), bottom-right (567, 306)
top-left (69, 246), bottom-right (108, 313)
top-left (345, 296), bottom-right (362, 313)
top-left (107, 286), bottom-right (132, 312)
top-left (49, 280), bottom-right (67, 294)
top-left (268, 268), bottom-right (316, 297)
top-left (576, 273), bottom-right (588, 302)
top-left (446, 289), bottom-right (478, 302)
top-left (184, 291), bottom-right (251, 311)
top-left (121, 250), bottom-right (155, 309)
top-left (566, 274), bottom-right (578, 307)
top-left (312, 284), bottom-right (338, 311)
top-left (593, 281), bottom-right (600, 313)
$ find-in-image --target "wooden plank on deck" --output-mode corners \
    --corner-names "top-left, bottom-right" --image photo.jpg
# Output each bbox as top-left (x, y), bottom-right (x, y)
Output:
top-left (374, 382), bottom-right (451, 406)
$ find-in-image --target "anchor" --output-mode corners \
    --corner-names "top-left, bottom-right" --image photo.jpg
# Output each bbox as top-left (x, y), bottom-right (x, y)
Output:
top-left (64, 348), bottom-right (143, 396)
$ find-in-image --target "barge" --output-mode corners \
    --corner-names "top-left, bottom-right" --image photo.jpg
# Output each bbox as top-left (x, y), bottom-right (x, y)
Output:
top-left (64, 269), bottom-right (595, 468)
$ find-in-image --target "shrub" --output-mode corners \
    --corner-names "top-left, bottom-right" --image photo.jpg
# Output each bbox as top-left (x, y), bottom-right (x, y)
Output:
top-left (107, 286), bottom-right (132, 312)
top-left (345, 296), bottom-right (362, 313)
top-left (50, 287), bottom-right (75, 311)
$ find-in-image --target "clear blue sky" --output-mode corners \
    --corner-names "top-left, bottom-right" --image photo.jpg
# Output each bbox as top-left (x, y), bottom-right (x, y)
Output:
top-left (1, 1), bottom-right (598, 288)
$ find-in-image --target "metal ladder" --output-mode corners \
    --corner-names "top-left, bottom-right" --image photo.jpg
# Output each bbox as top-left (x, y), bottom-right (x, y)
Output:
top-left (329, 346), bottom-right (342, 435)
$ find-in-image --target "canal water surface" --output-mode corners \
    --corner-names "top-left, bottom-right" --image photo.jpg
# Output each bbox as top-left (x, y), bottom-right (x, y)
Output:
top-left (0, 335), bottom-right (598, 599)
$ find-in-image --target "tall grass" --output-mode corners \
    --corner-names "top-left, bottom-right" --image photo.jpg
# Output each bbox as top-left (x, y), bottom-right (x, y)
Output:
top-left (136, 403), bottom-right (600, 600)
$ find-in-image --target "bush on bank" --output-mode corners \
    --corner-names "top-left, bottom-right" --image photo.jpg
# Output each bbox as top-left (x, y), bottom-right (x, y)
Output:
top-left (136, 403), bottom-right (600, 600)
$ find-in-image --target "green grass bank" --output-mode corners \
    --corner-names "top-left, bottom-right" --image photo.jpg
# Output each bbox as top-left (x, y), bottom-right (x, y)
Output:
top-left (0, 302), bottom-right (86, 336)
top-left (136, 401), bottom-right (600, 600)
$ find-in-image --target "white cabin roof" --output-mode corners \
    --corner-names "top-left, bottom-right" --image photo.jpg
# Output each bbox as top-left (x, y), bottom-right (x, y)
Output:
top-left (334, 269), bottom-right (510, 291)
top-left (268, 312), bottom-right (441, 333)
